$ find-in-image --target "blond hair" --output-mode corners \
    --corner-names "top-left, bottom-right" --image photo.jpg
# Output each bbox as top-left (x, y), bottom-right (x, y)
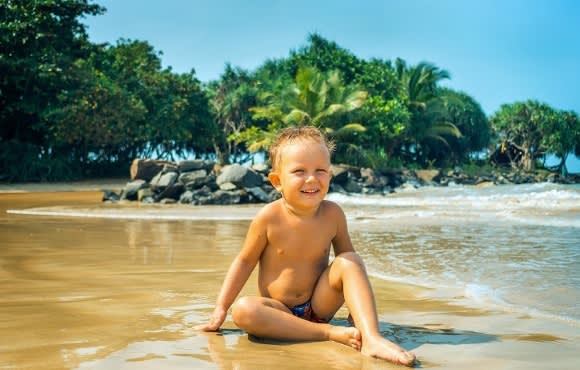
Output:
top-left (269, 126), bottom-right (335, 171)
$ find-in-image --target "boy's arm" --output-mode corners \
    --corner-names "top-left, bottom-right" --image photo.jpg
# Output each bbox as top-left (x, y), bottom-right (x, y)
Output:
top-left (197, 212), bottom-right (269, 331)
top-left (329, 202), bottom-right (356, 255)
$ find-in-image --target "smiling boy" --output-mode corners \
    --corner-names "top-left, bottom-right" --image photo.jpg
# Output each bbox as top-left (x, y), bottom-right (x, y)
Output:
top-left (197, 126), bottom-right (416, 366)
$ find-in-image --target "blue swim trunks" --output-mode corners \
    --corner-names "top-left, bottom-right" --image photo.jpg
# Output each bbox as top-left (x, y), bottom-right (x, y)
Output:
top-left (289, 301), bottom-right (329, 323)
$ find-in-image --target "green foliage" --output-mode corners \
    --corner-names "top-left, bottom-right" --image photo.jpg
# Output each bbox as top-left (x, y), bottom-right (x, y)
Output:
top-left (289, 33), bottom-right (363, 84)
top-left (237, 66), bottom-right (368, 162)
top-left (491, 101), bottom-right (579, 172)
top-left (394, 58), bottom-right (470, 166)
top-left (1, 0), bottom-right (217, 181)
top-left (206, 64), bottom-right (261, 163)
top-left (431, 89), bottom-right (490, 164)
top-left (0, 0), bottom-right (105, 180)
top-left (2, 4), bottom-right (576, 181)
top-left (490, 100), bottom-right (556, 170)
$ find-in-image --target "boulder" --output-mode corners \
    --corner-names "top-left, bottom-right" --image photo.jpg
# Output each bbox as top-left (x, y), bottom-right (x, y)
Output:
top-left (216, 164), bottom-right (263, 188)
top-left (120, 180), bottom-right (148, 201)
top-left (330, 165), bottom-right (349, 185)
top-left (150, 171), bottom-right (178, 192)
top-left (246, 186), bottom-right (272, 203)
top-left (178, 159), bottom-right (214, 172)
top-left (130, 159), bottom-right (174, 181)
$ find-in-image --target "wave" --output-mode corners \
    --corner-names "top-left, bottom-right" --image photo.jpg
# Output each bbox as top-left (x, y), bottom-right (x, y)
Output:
top-left (7, 205), bottom-right (259, 221)
top-left (328, 183), bottom-right (580, 228)
top-left (368, 270), bottom-right (580, 328)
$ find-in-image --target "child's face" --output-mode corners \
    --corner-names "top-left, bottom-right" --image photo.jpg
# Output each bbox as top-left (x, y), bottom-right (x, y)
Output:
top-left (269, 139), bottom-right (332, 212)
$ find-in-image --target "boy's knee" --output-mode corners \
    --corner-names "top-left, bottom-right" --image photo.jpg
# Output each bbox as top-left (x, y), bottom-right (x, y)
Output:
top-left (333, 252), bottom-right (366, 275)
top-left (231, 296), bottom-right (256, 328)
top-left (335, 251), bottom-right (364, 266)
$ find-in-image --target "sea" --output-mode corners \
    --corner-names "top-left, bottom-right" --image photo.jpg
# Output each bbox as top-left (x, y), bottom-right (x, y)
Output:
top-left (6, 182), bottom-right (580, 328)
top-left (328, 183), bottom-right (580, 327)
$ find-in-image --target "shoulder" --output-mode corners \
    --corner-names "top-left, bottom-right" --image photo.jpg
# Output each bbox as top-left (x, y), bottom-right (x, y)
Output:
top-left (253, 199), bottom-right (283, 225)
top-left (320, 200), bottom-right (345, 217)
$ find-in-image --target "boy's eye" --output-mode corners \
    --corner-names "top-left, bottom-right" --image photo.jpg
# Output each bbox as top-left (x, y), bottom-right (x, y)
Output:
top-left (292, 169), bottom-right (304, 174)
top-left (316, 169), bottom-right (328, 173)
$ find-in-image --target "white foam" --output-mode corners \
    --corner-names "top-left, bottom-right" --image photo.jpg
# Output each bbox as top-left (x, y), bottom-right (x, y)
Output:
top-left (6, 207), bottom-right (257, 221)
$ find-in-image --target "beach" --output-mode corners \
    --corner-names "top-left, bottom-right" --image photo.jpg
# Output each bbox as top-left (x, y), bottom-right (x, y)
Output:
top-left (0, 182), bottom-right (578, 369)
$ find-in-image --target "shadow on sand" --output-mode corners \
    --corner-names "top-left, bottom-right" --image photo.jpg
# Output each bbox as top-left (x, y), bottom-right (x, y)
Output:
top-left (199, 320), bottom-right (499, 369)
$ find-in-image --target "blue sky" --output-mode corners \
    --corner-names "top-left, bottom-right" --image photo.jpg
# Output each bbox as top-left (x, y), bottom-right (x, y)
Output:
top-left (84, 0), bottom-right (580, 117)
top-left (84, 0), bottom-right (580, 172)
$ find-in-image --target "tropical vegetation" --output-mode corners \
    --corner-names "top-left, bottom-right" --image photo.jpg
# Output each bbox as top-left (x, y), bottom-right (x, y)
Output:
top-left (1, 0), bottom-right (578, 181)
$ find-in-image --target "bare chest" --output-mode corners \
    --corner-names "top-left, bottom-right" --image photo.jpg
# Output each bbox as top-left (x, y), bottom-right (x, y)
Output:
top-left (266, 221), bottom-right (334, 260)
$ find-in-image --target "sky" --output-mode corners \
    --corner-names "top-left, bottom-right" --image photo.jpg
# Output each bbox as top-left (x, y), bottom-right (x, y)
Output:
top-left (83, 0), bottom-right (580, 116)
top-left (83, 0), bottom-right (580, 170)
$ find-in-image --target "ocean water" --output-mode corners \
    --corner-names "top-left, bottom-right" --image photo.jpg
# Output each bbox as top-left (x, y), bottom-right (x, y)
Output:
top-left (328, 183), bottom-right (580, 326)
top-left (7, 183), bottom-right (580, 328)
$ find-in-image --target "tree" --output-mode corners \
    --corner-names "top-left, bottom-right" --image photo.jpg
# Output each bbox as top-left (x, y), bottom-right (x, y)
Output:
top-left (206, 64), bottom-right (260, 164)
top-left (238, 66), bottom-right (367, 161)
top-left (540, 110), bottom-right (580, 174)
top-left (349, 58), bottom-right (410, 167)
top-left (289, 33), bottom-right (363, 84)
top-left (490, 100), bottom-right (560, 171)
top-left (0, 0), bottom-right (104, 180)
top-left (433, 89), bottom-right (490, 164)
top-left (395, 58), bottom-right (461, 165)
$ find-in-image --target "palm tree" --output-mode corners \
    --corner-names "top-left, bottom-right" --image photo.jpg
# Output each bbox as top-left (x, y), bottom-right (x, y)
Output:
top-left (238, 66), bottom-right (368, 156)
top-left (395, 58), bottom-right (461, 165)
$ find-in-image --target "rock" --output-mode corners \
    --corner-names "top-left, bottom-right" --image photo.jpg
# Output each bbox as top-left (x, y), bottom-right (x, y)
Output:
top-left (219, 182), bottom-right (238, 191)
top-left (178, 159), bottom-right (212, 172)
top-left (179, 169), bottom-right (207, 183)
top-left (150, 171), bottom-right (178, 192)
top-left (330, 165), bottom-right (349, 185)
top-left (415, 169), bottom-right (441, 183)
top-left (195, 190), bottom-right (242, 205)
top-left (156, 183), bottom-right (185, 201)
top-left (137, 188), bottom-right (153, 201)
top-left (344, 178), bottom-right (363, 193)
top-left (130, 159), bottom-right (174, 181)
top-left (102, 190), bottom-right (120, 203)
top-left (216, 164), bottom-right (263, 188)
top-left (120, 180), bottom-right (148, 201)
top-left (246, 186), bottom-right (272, 203)
top-left (179, 190), bottom-right (194, 204)
top-left (178, 170), bottom-right (213, 190)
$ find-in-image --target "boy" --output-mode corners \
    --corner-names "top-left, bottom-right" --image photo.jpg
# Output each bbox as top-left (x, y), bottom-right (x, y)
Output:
top-left (197, 126), bottom-right (416, 366)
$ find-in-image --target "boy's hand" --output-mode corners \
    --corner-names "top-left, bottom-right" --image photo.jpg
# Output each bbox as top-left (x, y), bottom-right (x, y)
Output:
top-left (195, 307), bottom-right (227, 332)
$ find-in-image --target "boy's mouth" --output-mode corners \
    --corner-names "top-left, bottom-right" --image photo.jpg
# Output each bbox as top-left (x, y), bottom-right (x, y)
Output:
top-left (301, 189), bottom-right (319, 194)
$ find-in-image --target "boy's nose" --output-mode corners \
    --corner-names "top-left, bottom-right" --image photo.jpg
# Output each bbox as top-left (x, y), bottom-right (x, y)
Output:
top-left (305, 174), bottom-right (316, 182)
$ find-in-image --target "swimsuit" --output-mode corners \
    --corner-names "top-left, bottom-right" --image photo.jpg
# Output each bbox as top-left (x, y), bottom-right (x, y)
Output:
top-left (289, 300), bottom-right (329, 323)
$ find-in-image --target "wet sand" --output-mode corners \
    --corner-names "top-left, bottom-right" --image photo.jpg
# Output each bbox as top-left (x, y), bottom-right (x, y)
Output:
top-left (0, 188), bottom-right (578, 369)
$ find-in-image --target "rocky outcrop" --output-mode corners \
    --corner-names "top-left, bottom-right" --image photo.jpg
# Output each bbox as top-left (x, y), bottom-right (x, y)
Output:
top-left (104, 159), bottom-right (279, 205)
top-left (102, 159), bottom-right (578, 205)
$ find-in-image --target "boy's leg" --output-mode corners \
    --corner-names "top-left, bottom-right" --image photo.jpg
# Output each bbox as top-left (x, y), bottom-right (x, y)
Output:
top-left (231, 296), bottom-right (361, 350)
top-left (311, 252), bottom-right (416, 366)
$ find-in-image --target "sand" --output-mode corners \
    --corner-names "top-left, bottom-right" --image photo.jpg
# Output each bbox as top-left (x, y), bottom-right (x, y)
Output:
top-left (0, 188), bottom-right (578, 369)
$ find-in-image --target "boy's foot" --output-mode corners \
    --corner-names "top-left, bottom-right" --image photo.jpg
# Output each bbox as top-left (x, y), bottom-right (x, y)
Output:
top-left (329, 326), bottom-right (362, 351)
top-left (361, 335), bottom-right (416, 366)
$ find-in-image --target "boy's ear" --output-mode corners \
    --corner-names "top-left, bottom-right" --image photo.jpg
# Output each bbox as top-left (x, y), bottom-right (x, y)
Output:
top-left (268, 172), bottom-right (282, 192)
